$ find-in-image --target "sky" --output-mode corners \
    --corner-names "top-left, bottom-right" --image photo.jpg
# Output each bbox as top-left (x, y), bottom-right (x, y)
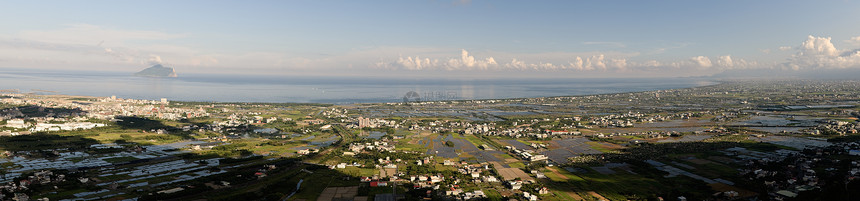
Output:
top-left (1, 0), bottom-right (860, 78)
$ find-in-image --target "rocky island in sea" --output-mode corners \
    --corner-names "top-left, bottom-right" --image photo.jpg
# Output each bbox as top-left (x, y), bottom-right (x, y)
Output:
top-left (134, 64), bottom-right (177, 77)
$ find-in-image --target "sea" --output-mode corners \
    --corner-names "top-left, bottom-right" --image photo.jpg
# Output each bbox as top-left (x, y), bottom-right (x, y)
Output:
top-left (0, 69), bottom-right (717, 104)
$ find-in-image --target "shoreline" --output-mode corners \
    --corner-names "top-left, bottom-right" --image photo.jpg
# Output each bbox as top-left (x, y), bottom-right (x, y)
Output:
top-left (1, 79), bottom-right (722, 105)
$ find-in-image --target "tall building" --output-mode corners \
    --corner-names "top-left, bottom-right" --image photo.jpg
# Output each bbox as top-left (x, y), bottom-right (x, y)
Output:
top-left (358, 117), bottom-right (371, 128)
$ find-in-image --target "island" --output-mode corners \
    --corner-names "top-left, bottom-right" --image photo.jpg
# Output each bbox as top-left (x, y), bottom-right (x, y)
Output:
top-left (134, 64), bottom-right (177, 77)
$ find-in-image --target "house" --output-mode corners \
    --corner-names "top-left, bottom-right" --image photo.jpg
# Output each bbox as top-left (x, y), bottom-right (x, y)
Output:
top-left (445, 188), bottom-right (463, 196)
top-left (429, 175), bottom-right (443, 183)
top-left (473, 190), bottom-right (485, 197)
top-left (5, 119), bottom-right (27, 128)
top-left (483, 176), bottom-right (499, 183)
top-left (508, 180), bottom-right (522, 190)
top-left (529, 154), bottom-right (548, 161)
top-left (523, 192), bottom-right (538, 201)
top-left (538, 187), bottom-right (550, 194)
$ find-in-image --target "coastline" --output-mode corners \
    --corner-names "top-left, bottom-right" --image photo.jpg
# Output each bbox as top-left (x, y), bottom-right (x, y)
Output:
top-left (0, 70), bottom-right (716, 104)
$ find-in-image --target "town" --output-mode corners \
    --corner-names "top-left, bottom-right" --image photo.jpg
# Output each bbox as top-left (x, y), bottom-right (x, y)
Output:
top-left (1, 79), bottom-right (859, 201)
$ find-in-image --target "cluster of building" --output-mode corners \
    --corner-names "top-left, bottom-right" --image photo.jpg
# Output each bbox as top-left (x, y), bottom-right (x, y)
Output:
top-left (738, 142), bottom-right (860, 200)
top-left (2, 117), bottom-right (107, 136)
top-left (810, 119), bottom-right (860, 135)
top-left (593, 130), bottom-right (680, 139)
top-left (0, 170), bottom-right (62, 201)
top-left (0, 94), bottom-right (213, 136)
top-left (352, 117), bottom-right (398, 129)
top-left (346, 140), bottom-right (396, 155)
top-left (504, 146), bottom-right (548, 161)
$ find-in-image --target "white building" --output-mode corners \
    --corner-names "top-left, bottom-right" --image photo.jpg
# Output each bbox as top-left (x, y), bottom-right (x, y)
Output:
top-left (5, 119), bottom-right (27, 128)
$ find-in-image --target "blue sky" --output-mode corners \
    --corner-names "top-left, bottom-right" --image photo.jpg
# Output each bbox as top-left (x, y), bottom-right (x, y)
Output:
top-left (2, 0), bottom-right (860, 78)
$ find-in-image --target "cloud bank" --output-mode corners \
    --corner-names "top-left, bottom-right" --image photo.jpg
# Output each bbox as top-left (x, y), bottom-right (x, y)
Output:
top-left (1, 24), bottom-right (858, 77)
top-left (780, 35), bottom-right (860, 70)
top-left (374, 35), bottom-right (859, 75)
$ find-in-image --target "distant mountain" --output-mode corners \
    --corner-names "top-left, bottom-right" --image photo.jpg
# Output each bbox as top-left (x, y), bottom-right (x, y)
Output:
top-left (134, 64), bottom-right (177, 77)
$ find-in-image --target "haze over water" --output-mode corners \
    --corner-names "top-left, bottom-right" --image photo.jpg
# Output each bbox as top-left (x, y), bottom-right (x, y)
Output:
top-left (0, 70), bottom-right (715, 104)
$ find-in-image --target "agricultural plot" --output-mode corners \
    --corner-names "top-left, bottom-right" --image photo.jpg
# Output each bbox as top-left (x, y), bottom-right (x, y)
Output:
top-left (754, 136), bottom-right (831, 149)
top-left (500, 139), bottom-right (533, 151)
top-left (421, 134), bottom-right (507, 163)
top-left (490, 162), bottom-right (533, 181)
top-left (317, 186), bottom-right (360, 201)
top-left (420, 135), bottom-right (458, 158)
top-left (541, 138), bottom-right (601, 164)
top-left (657, 134), bottom-right (713, 143)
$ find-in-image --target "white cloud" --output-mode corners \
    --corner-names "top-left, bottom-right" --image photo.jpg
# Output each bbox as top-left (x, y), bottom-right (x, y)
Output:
top-left (846, 36), bottom-right (860, 45)
top-left (782, 35), bottom-right (860, 70)
top-left (10, 25), bottom-right (859, 77)
top-left (148, 55), bottom-right (163, 65)
top-left (374, 50), bottom-right (728, 72)
top-left (378, 49), bottom-right (498, 71)
top-left (690, 56), bottom-right (712, 68)
top-left (640, 60), bottom-right (661, 67)
top-left (800, 35), bottom-right (839, 56)
top-left (609, 58), bottom-right (627, 70)
top-left (716, 55), bottom-right (733, 68)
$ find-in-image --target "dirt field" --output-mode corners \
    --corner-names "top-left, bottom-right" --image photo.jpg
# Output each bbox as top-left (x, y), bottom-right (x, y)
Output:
top-left (587, 191), bottom-right (608, 201)
top-left (316, 186), bottom-right (359, 201)
top-left (708, 183), bottom-right (758, 198)
top-left (379, 168), bottom-right (396, 178)
top-left (490, 162), bottom-right (533, 181)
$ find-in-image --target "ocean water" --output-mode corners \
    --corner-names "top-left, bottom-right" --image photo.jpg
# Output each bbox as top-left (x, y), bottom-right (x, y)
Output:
top-left (0, 70), bottom-right (716, 104)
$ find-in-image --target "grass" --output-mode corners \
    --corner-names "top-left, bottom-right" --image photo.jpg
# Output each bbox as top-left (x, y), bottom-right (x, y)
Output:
top-left (673, 159), bottom-right (738, 179)
top-left (517, 139), bottom-right (532, 146)
top-left (396, 140), bottom-right (428, 152)
top-left (288, 168), bottom-right (360, 200)
top-left (457, 133), bottom-right (491, 149)
top-left (508, 162), bottom-right (526, 168)
top-left (337, 166), bottom-right (377, 177)
top-left (584, 141), bottom-right (612, 153)
top-left (539, 167), bottom-right (585, 200)
top-left (544, 164), bottom-right (715, 201)
top-left (544, 191), bottom-right (577, 201)
top-left (485, 189), bottom-right (503, 201)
